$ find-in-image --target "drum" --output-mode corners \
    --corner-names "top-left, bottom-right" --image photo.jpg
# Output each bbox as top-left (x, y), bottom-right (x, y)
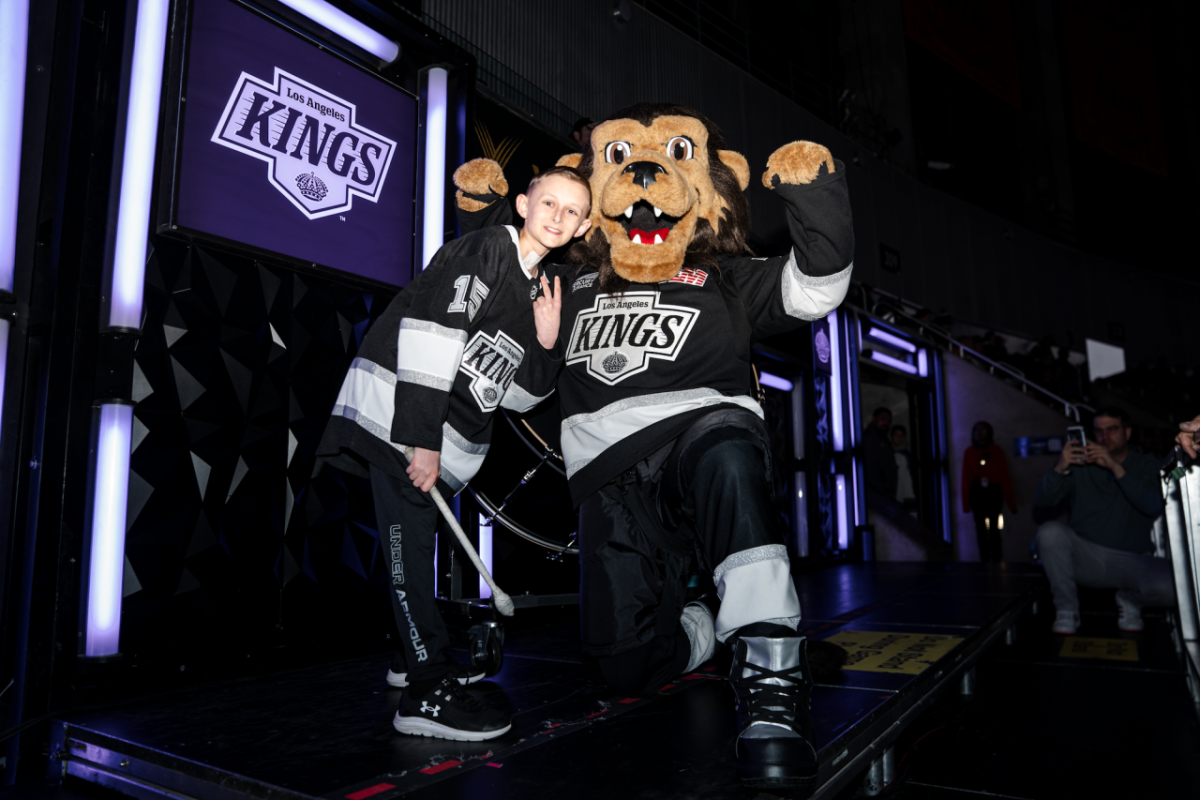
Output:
top-left (468, 397), bottom-right (579, 555)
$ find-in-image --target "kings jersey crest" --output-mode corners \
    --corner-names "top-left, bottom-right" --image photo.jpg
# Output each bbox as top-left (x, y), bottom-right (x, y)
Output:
top-left (459, 330), bottom-right (524, 412)
top-left (212, 68), bottom-right (396, 219)
top-left (566, 292), bottom-right (699, 385)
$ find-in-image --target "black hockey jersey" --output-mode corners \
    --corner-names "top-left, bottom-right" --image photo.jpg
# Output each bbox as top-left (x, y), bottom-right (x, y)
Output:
top-left (460, 165), bottom-right (854, 504)
top-left (315, 225), bottom-right (563, 493)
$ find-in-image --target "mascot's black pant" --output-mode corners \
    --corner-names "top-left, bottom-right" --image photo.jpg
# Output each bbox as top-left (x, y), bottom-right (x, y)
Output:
top-left (369, 464), bottom-right (453, 684)
top-left (579, 409), bottom-right (802, 696)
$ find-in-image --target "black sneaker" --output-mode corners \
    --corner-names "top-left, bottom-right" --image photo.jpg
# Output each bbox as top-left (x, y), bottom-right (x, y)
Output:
top-left (385, 650), bottom-right (485, 688)
top-left (393, 676), bottom-right (511, 741)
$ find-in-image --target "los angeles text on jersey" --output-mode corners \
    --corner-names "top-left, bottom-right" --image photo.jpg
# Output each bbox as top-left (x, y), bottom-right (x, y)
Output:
top-left (459, 330), bottom-right (524, 411)
top-left (566, 291), bottom-right (699, 385)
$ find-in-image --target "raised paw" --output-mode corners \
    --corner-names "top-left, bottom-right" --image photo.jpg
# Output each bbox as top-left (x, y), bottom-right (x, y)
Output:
top-left (454, 158), bottom-right (508, 212)
top-left (762, 141), bottom-right (835, 189)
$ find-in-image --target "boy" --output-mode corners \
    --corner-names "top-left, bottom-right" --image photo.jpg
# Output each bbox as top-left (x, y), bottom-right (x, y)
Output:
top-left (314, 166), bottom-right (592, 741)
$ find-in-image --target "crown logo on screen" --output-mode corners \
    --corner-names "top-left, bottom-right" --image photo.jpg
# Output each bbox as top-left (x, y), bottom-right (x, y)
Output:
top-left (211, 68), bottom-right (398, 220)
top-left (296, 172), bottom-right (328, 201)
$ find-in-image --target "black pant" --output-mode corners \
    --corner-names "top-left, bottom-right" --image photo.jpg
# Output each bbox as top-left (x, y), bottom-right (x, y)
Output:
top-left (370, 463), bottom-right (452, 683)
top-left (970, 482), bottom-right (1005, 563)
top-left (586, 418), bottom-right (790, 695)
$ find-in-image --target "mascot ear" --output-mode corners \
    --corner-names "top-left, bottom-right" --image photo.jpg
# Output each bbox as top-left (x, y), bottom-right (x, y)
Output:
top-left (717, 150), bottom-right (750, 192)
top-left (556, 153), bottom-right (583, 169)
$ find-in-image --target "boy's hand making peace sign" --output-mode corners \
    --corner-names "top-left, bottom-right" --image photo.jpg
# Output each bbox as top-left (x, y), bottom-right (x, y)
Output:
top-left (533, 275), bottom-right (562, 350)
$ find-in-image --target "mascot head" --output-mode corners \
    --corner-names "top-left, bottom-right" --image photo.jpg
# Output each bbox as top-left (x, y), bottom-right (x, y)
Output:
top-left (557, 103), bottom-right (751, 287)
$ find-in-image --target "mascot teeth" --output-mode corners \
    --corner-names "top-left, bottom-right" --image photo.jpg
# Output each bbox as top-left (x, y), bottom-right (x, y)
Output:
top-left (654, 206), bottom-right (662, 218)
top-left (623, 205), bottom-right (634, 219)
top-left (628, 227), bottom-right (670, 244)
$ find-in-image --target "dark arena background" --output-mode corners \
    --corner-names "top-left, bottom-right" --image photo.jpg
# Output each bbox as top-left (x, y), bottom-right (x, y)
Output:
top-left (2, 2), bottom-right (1199, 799)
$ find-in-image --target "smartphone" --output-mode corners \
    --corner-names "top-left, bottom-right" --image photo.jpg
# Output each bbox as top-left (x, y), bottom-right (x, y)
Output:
top-left (1066, 426), bottom-right (1087, 448)
top-left (1066, 426), bottom-right (1087, 464)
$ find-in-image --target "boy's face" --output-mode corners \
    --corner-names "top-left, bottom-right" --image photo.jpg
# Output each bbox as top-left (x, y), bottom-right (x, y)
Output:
top-left (516, 175), bottom-right (592, 253)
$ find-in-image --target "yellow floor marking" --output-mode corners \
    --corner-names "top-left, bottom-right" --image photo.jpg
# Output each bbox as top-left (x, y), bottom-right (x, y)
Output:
top-left (1059, 636), bottom-right (1139, 662)
top-left (823, 631), bottom-right (965, 675)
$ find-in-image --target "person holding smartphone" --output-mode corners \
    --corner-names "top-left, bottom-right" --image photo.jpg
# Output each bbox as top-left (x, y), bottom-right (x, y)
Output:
top-left (1033, 407), bottom-right (1171, 635)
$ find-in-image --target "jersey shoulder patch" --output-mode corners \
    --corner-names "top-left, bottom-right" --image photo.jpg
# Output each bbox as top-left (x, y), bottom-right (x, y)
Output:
top-left (668, 267), bottom-right (708, 287)
top-left (572, 272), bottom-right (599, 293)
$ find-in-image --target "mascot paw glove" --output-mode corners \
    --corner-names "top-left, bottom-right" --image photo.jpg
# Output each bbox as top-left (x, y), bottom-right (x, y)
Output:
top-left (762, 141), bottom-right (835, 189)
top-left (454, 158), bottom-right (508, 212)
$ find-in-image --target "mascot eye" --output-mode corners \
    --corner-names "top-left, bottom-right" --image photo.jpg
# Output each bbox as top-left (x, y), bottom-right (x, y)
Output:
top-left (604, 141), bottom-right (631, 165)
top-left (668, 136), bottom-right (694, 161)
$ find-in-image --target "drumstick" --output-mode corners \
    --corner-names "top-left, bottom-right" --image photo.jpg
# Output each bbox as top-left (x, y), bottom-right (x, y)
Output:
top-left (404, 447), bottom-right (515, 617)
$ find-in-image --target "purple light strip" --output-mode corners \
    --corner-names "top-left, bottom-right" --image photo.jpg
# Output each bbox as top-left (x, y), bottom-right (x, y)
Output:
top-left (0, 0), bottom-right (29, 295)
top-left (477, 514), bottom-right (493, 599)
top-left (108, 0), bottom-right (169, 329)
top-left (867, 326), bottom-right (917, 353)
top-left (421, 67), bottom-right (448, 269)
top-left (870, 350), bottom-right (918, 374)
top-left (828, 313), bottom-right (843, 451)
top-left (276, 0), bottom-right (399, 62)
top-left (918, 348), bottom-right (929, 377)
top-left (85, 403), bottom-right (134, 657)
top-left (835, 474), bottom-right (848, 549)
top-left (758, 370), bottom-right (794, 392)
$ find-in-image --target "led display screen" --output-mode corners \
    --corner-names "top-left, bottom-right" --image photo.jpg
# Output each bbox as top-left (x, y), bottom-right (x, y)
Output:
top-left (170, 0), bottom-right (416, 287)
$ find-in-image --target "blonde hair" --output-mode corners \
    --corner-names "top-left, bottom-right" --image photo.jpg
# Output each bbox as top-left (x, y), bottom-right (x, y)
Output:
top-left (527, 166), bottom-right (591, 208)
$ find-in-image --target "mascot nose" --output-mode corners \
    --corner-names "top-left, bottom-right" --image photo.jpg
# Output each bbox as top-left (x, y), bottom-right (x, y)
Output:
top-left (622, 161), bottom-right (666, 189)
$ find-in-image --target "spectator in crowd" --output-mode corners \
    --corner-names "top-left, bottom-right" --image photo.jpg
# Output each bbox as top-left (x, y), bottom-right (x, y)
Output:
top-left (892, 425), bottom-right (917, 513)
top-left (1034, 407), bottom-right (1171, 635)
top-left (863, 407), bottom-right (898, 499)
top-left (961, 421), bottom-right (1016, 562)
top-left (571, 117), bottom-right (595, 151)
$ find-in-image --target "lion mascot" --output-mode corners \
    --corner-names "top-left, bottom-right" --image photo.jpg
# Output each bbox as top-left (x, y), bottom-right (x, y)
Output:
top-left (455, 103), bottom-right (853, 792)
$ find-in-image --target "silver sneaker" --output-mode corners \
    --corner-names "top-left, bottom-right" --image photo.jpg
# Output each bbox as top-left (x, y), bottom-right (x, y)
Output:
top-left (1115, 591), bottom-right (1144, 632)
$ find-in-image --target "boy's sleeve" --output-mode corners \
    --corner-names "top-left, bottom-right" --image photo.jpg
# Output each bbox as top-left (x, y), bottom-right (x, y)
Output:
top-left (501, 337), bottom-right (565, 413)
top-left (390, 235), bottom-right (498, 450)
top-left (727, 164), bottom-right (854, 342)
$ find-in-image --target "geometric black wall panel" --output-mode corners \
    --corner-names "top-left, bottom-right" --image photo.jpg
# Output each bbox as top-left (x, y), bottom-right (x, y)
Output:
top-left (121, 236), bottom-right (394, 671)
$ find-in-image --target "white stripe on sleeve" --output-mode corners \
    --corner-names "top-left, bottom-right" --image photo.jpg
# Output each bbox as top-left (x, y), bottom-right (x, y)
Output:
top-left (781, 252), bottom-right (853, 321)
top-left (396, 319), bottom-right (468, 391)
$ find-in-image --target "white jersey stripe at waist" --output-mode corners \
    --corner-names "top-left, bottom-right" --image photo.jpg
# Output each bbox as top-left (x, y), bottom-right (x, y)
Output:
top-left (561, 389), bottom-right (763, 478)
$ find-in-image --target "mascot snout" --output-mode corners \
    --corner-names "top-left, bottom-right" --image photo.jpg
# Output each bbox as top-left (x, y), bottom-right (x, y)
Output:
top-left (597, 151), bottom-right (700, 283)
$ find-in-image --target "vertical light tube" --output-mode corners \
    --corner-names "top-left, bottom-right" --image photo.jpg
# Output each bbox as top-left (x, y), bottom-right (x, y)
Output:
top-left (85, 403), bottom-right (135, 657)
top-left (0, 0), bottom-right (29, 295)
top-left (827, 312), bottom-right (844, 451)
top-left (477, 514), bottom-right (492, 599)
top-left (108, 0), bottom-right (170, 330)
top-left (421, 67), bottom-right (448, 270)
top-left (0, 0), bottom-right (29, 451)
top-left (835, 474), bottom-right (848, 550)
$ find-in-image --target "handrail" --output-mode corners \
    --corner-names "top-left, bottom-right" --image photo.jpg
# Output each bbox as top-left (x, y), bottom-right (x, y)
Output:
top-left (1159, 451), bottom-right (1200, 707)
top-left (863, 297), bottom-right (1087, 423)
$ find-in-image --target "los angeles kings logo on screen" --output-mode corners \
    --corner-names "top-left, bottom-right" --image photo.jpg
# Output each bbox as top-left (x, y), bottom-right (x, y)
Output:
top-left (212, 68), bottom-right (397, 219)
